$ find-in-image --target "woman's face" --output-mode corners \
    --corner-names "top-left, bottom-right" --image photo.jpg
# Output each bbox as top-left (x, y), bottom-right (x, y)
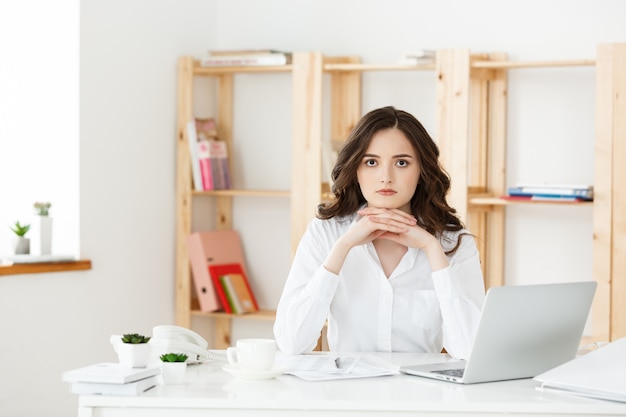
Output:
top-left (356, 128), bottom-right (420, 213)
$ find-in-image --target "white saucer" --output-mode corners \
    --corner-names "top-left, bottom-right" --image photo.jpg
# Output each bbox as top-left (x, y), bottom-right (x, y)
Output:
top-left (222, 364), bottom-right (285, 380)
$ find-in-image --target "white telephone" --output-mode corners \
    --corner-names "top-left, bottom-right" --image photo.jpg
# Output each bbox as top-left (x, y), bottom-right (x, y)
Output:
top-left (149, 325), bottom-right (226, 364)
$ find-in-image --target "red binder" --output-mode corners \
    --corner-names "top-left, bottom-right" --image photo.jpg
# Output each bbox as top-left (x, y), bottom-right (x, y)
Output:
top-left (186, 230), bottom-right (246, 312)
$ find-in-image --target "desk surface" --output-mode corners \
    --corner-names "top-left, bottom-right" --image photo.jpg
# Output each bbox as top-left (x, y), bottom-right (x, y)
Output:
top-left (77, 353), bottom-right (626, 417)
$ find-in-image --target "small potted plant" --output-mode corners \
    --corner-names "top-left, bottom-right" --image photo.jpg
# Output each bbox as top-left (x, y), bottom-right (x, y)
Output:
top-left (159, 353), bottom-right (188, 384)
top-left (117, 333), bottom-right (152, 368)
top-left (10, 221), bottom-right (30, 254)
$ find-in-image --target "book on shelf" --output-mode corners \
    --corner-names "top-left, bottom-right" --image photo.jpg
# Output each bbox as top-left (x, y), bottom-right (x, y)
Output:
top-left (208, 264), bottom-right (232, 313)
top-left (186, 230), bottom-right (246, 312)
top-left (501, 195), bottom-right (588, 203)
top-left (219, 274), bottom-right (242, 313)
top-left (208, 49), bottom-right (290, 56)
top-left (68, 374), bottom-right (159, 396)
top-left (216, 264), bottom-right (259, 314)
top-left (197, 140), bottom-right (214, 190)
top-left (397, 49), bottom-right (436, 65)
top-left (506, 183), bottom-right (593, 201)
top-left (200, 51), bottom-right (292, 67)
top-left (186, 120), bottom-right (203, 192)
top-left (197, 139), bottom-right (231, 190)
top-left (62, 362), bottom-right (161, 384)
top-left (195, 117), bottom-right (218, 141)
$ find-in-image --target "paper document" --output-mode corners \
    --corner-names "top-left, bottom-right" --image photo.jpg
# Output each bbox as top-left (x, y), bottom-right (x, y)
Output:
top-left (279, 354), bottom-right (398, 381)
top-left (534, 337), bottom-right (626, 403)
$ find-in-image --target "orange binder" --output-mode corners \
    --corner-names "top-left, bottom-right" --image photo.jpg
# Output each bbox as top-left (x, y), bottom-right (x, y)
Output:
top-left (186, 230), bottom-right (246, 312)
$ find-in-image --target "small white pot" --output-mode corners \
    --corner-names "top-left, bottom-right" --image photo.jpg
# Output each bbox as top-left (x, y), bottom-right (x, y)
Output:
top-left (161, 362), bottom-right (187, 384)
top-left (12, 237), bottom-right (30, 254)
top-left (117, 343), bottom-right (151, 368)
top-left (31, 216), bottom-right (52, 255)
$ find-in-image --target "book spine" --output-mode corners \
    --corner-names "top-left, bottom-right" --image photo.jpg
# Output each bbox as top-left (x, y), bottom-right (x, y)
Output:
top-left (197, 140), bottom-right (214, 190)
top-left (207, 140), bottom-right (230, 190)
top-left (186, 120), bottom-right (203, 191)
top-left (220, 275), bottom-right (243, 314)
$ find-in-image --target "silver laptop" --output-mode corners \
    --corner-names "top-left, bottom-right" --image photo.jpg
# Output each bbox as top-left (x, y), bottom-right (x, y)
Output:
top-left (400, 281), bottom-right (597, 384)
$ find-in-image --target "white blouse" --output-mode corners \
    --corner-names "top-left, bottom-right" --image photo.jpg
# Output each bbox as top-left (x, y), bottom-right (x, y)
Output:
top-left (273, 212), bottom-right (486, 359)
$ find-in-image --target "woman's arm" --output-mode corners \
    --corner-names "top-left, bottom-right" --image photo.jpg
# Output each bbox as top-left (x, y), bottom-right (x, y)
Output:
top-left (273, 220), bottom-right (339, 354)
top-left (432, 236), bottom-right (485, 359)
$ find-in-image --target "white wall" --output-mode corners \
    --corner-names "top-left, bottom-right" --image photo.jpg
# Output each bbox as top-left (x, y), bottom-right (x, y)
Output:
top-left (0, 1), bottom-right (218, 416)
top-left (1, 1), bottom-right (626, 416)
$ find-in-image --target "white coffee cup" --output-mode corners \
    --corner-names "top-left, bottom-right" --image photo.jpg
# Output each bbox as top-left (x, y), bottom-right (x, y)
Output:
top-left (226, 338), bottom-right (276, 372)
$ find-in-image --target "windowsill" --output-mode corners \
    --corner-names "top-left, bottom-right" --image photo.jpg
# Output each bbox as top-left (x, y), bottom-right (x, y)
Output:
top-left (0, 259), bottom-right (92, 276)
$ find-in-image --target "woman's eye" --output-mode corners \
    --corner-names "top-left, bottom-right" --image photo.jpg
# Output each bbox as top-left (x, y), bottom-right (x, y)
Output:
top-left (365, 159), bottom-right (377, 167)
top-left (396, 160), bottom-right (408, 167)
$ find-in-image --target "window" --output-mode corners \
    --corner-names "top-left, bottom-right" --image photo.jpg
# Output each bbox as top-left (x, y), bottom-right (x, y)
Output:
top-left (0, 0), bottom-right (79, 256)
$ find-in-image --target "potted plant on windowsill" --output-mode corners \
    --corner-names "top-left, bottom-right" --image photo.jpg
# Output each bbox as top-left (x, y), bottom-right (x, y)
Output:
top-left (117, 333), bottom-right (152, 368)
top-left (10, 221), bottom-right (30, 254)
top-left (159, 353), bottom-right (188, 384)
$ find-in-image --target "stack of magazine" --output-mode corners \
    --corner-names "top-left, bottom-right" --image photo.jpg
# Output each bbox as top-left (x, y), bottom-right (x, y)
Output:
top-left (200, 49), bottom-right (292, 67)
top-left (62, 363), bottom-right (161, 396)
top-left (504, 183), bottom-right (593, 202)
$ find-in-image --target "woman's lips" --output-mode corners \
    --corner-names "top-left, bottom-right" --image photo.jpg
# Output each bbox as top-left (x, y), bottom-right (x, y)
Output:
top-left (376, 188), bottom-right (397, 196)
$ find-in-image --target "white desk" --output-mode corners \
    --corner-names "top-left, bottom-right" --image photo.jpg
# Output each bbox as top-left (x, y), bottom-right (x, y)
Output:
top-left (77, 353), bottom-right (626, 417)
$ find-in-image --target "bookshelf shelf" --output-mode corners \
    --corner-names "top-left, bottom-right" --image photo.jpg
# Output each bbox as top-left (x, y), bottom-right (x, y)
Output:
top-left (192, 189), bottom-right (290, 198)
top-left (190, 308), bottom-right (276, 321)
top-left (192, 62), bottom-right (293, 75)
top-left (468, 196), bottom-right (594, 207)
top-left (471, 59), bottom-right (595, 69)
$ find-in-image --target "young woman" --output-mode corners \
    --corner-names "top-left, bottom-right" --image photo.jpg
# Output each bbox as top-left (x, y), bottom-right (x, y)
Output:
top-left (273, 106), bottom-right (485, 359)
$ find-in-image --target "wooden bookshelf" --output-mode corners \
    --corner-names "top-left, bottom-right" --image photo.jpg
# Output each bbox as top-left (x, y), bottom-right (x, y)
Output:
top-left (438, 44), bottom-right (626, 342)
top-left (176, 44), bottom-right (626, 348)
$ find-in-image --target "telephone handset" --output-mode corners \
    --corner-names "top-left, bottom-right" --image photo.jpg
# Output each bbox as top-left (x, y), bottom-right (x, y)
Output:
top-left (149, 325), bottom-right (226, 364)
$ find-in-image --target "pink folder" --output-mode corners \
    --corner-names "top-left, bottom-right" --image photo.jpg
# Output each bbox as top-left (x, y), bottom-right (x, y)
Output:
top-left (186, 230), bottom-right (246, 312)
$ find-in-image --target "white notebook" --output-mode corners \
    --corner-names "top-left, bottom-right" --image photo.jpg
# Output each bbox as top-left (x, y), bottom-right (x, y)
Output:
top-left (62, 362), bottom-right (161, 384)
top-left (534, 337), bottom-right (626, 402)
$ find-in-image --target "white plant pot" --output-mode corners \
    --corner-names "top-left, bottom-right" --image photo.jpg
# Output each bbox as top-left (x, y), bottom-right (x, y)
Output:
top-left (117, 343), bottom-right (151, 368)
top-left (12, 237), bottom-right (30, 254)
top-left (31, 216), bottom-right (52, 255)
top-left (161, 362), bottom-right (187, 384)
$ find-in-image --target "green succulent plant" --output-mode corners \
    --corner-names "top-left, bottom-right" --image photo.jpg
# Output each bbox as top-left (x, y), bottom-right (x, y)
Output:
top-left (159, 353), bottom-right (189, 363)
top-left (10, 221), bottom-right (30, 237)
top-left (121, 333), bottom-right (151, 344)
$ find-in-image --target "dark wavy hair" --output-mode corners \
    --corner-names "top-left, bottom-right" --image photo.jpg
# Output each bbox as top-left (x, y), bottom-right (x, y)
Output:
top-left (317, 106), bottom-right (468, 254)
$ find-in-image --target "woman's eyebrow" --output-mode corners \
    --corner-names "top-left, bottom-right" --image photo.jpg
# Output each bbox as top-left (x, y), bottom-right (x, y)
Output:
top-left (362, 153), bottom-right (414, 158)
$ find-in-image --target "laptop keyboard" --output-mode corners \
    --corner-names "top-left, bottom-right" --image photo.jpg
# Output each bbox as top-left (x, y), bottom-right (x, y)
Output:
top-left (432, 368), bottom-right (465, 378)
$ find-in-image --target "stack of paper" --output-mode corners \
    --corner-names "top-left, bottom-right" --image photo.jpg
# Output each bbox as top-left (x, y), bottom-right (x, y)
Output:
top-left (279, 354), bottom-right (398, 381)
top-left (534, 337), bottom-right (626, 402)
top-left (62, 362), bottom-right (161, 396)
